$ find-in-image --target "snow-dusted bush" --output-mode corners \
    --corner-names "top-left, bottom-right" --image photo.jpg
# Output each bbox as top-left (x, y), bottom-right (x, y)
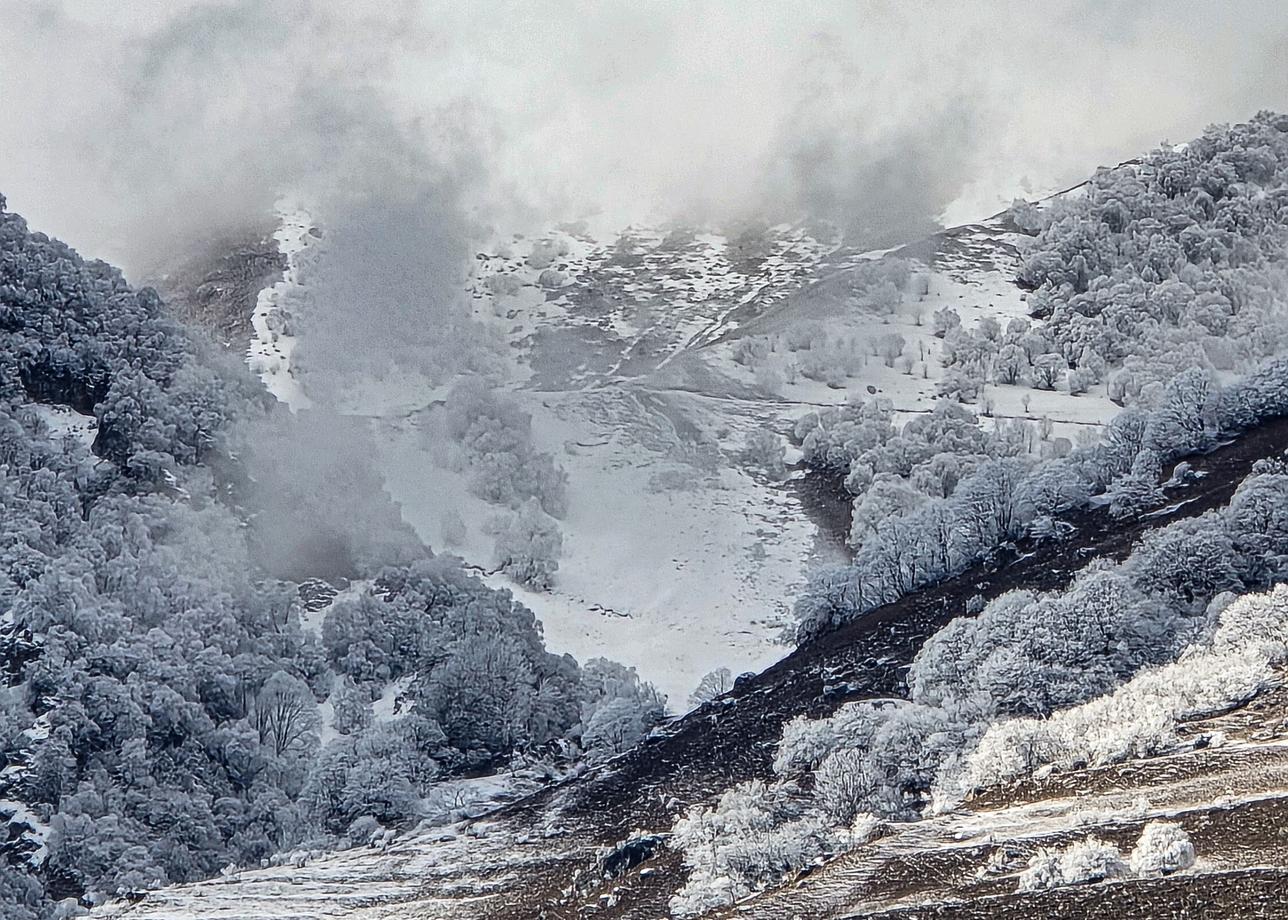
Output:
top-left (1030, 352), bottom-right (1067, 390)
top-left (1212, 583), bottom-right (1288, 657)
top-left (1018, 838), bottom-right (1127, 891)
top-left (668, 780), bottom-right (876, 918)
top-left (1123, 513), bottom-right (1241, 606)
top-left (489, 499), bottom-right (563, 590)
top-left (0, 864), bottom-right (46, 920)
top-left (947, 639), bottom-right (1277, 793)
top-left (773, 702), bottom-right (891, 777)
top-left (813, 749), bottom-right (879, 825)
top-left (689, 667), bottom-right (734, 708)
top-left (1067, 367), bottom-right (1094, 396)
top-left (1016, 848), bottom-right (1062, 891)
top-left (1008, 198), bottom-right (1044, 234)
top-left (1014, 824), bottom-right (1195, 886)
top-left (741, 430), bottom-right (787, 480)
top-left (931, 307), bottom-right (961, 338)
top-left (1130, 822), bottom-right (1195, 876)
top-left (935, 367), bottom-right (983, 403)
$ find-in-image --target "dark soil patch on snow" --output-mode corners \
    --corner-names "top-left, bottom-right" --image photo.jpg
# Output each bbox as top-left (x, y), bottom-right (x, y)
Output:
top-left (793, 465), bottom-right (855, 560)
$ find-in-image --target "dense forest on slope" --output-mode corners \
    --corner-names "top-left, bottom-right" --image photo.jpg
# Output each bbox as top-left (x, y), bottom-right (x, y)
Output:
top-left (796, 113), bottom-right (1288, 643)
top-left (668, 113), bottom-right (1288, 914)
top-left (0, 196), bottom-right (663, 917)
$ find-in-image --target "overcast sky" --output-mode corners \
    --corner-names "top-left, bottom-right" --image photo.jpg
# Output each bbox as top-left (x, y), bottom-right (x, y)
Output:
top-left (2, 1), bottom-right (1287, 272)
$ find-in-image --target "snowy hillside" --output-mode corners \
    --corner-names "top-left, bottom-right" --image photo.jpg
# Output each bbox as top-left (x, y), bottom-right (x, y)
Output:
top-left (77, 111), bottom-right (1288, 920)
top-left (246, 204), bottom-right (1119, 707)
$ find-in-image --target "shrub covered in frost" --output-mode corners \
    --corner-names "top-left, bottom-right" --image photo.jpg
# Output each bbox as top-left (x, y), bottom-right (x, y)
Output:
top-left (668, 779), bottom-right (877, 918)
top-left (1018, 838), bottom-right (1127, 891)
top-left (945, 585), bottom-right (1288, 797)
top-left (1130, 822), bottom-right (1196, 876)
top-left (740, 429), bottom-right (787, 480)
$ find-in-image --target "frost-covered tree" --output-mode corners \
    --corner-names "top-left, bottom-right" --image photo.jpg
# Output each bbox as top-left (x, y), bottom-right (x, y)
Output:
top-left (250, 671), bottom-right (321, 760)
top-left (689, 667), bottom-right (734, 708)
top-left (931, 307), bottom-right (961, 339)
top-left (741, 430), bottom-right (787, 480)
top-left (1142, 367), bottom-right (1216, 457)
top-left (329, 678), bottom-right (374, 736)
top-left (490, 499), bottom-right (564, 590)
top-left (935, 367), bottom-right (983, 403)
top-left (1107, 448), bottom-right (1165, 519)
top-left (443, 377), bottom-right (569, 518)
top-left (1067, 367), bottom-right (1094, 396)
top-left (849, 476), bottom-right (927, 548)
top-left (668, 779), bottom-right (869, 918)
top-left (0, 866), bottom-right (46, 920)
top-left (993, 343), bottom-right (1029, 385)
top-left (876, 332), bottom-right (906, 367)
top-left (579, 658), bottom-right (666, 756)
top-left (1008, 198), bottom-right (1044, 234)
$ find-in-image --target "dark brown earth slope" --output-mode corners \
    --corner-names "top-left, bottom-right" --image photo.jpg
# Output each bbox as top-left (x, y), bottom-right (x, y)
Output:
top-left (144, 226), bottom-right (285, 349)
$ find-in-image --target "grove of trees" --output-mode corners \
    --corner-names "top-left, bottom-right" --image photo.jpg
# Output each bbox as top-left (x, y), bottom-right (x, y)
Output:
top-left (0, 195), bottom-right (662, 916)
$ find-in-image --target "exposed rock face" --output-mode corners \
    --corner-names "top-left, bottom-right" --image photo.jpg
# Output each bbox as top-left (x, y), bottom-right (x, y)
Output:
top-left (145, 227), bottom-right (286, 349)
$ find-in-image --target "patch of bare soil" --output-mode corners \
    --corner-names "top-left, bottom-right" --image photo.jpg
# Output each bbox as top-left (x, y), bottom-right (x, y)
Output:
top-left (854, 869), bottom-right (1288, 920)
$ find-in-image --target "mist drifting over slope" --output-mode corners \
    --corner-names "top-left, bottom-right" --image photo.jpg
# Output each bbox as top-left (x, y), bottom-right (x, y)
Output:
top-left (4, 1), bottom-right (1283, 572)
top-left (3, 0), bottom-right (1287, 277)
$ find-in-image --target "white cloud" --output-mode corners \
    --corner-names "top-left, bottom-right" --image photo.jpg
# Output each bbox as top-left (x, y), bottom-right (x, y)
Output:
top-left (1, 0), bottom-right (1286, 269)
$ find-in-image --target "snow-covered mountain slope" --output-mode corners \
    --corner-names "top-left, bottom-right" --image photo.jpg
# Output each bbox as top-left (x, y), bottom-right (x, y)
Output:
top-left (243, 206), bottom-right (1119, 707)
top-left (236, 206), bottom-right (1123, 700)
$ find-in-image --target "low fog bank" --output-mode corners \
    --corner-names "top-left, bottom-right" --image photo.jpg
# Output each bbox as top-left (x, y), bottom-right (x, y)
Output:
top-left (4, 1), bottom-right (1287, 275)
